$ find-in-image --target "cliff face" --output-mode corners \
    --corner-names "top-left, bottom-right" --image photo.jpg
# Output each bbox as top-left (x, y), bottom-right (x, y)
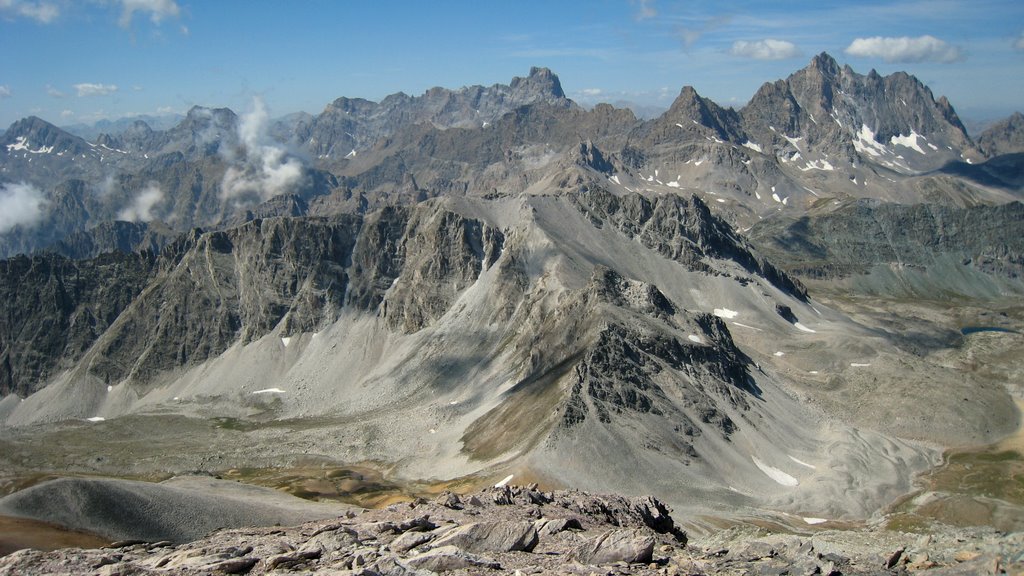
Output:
top-left (747, 199), bottom-right (1024, 297)
top-left (0, 251), bottom-right (155, 396)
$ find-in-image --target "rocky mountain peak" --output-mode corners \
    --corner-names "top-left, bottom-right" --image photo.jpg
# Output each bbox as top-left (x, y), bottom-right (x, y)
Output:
top-left (807, 51), bottom-right (841, 78)
top-left (512, 66), bottom-right (566, 100)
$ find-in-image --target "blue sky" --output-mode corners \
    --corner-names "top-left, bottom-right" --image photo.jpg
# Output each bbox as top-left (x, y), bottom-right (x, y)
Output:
top-left (1, 0), bottom-right (1022, 129)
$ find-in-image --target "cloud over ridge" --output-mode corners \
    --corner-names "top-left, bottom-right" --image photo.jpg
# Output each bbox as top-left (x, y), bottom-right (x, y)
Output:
top-left (0, 182), bottom-right (48, 233)
top-left (730, 39), bottom-right (800, 60)
top-left (844, 35), bottom-right (962, 63)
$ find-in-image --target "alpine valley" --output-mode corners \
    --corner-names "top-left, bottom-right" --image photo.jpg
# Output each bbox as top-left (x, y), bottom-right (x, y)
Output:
top-left (1, 54), bottom-right (1023, 574)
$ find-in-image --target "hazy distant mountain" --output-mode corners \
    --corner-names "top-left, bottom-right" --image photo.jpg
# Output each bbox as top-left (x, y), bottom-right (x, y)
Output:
top-left (62, 113), bottom-right (184, 141)
top-left (977, 112), bottom-right (1024, 157)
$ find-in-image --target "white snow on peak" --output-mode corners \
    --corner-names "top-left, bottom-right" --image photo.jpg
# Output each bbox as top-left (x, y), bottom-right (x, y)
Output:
top-left (890, 130), bottom-right (927, 154)
top-left (772, 193), bottom-right (782, 203)
top-left (688, 334), bottom-right (703, 344)
top-left (609, 175), bottom-right (620, 185)
top-left (713, 308), bottom-right (738, 319)
top-left (771, 186), bottom-right (776, 192)
top-left (252, 387), bottom-right (286, 394)
top-left (716, 198), bottom-right (726, 203)
top-left (742, 141), bottom-right (763, 153)
top-left (752, 456), bottom-right (799, 486)
top-left (794, 322), bottom-right (816, 333)
top-left (281, 336), bottom-right (291, 347)
top-left (675, 123), bottom-right (685, 128)
top-left (87, 416), bottom-right (106, 422)
top-left (666, 181), bottom-right (680, 188)
top-left (783, 135), bottom-right (803, 149)
top-left (754, 191), bottom-right (762, 200)
top-left (803, 517), bottom-right (828, 525)
top-left (494, 474), bottom-right (514, 488)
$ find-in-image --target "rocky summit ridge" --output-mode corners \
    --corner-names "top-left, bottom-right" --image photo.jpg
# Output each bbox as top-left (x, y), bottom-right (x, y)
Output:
top-left (1, 483), bottom-right (1021, 575)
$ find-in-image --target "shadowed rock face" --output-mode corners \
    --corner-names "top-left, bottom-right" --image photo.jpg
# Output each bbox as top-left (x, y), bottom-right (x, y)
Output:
top-left (747, 199), bottom-right (1024, 296)
top-left (0, 251), bottom-right (155, 397)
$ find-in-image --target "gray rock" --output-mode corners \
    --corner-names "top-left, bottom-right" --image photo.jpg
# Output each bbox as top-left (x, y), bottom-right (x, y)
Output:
top-left (404, 545), bottom-right (500, 572)
top-left (429, 521), bottom-right (538, 553)
top-left (576, 529), bottom-right (655, 565)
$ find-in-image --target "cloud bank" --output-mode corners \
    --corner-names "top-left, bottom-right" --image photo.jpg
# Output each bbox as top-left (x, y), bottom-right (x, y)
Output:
top-left (0, 0), bottom-right (59, 23)
top-left (118, 0), bottom-right (180, 28)
top-left (844, 35), bottom-right (962, 63)
top-left (221, 97), bottom-right (304, 203)
top-left (0, 182), bottom-right (48, 233)
top-left (118, 183), bottom-right (164, 222)
top-left (74, 83), bottom-right (119, 97)
top-left (730, 39), bottom-right (800, 60)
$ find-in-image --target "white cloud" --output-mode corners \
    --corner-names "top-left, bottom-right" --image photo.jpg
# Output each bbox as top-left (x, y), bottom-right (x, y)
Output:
top-left (74, 83), bottom-right (118, 97)
top-left (0, 0), bottom-right (59, 23)
top-left (1015, 31), bottom-right (1024, 51)
top-left (0, 182), bottom-right (48, 233)
top-left (118, 0), bottom-right (180, 28)
top-left (579, 88), bottom-right (603, 97)
top-left (0, 85), bottom-right (10, 98)
top-left (844, 35), bottom-right (962, 63)
top-left (46, 84), bottom-right (65, 98)
top-left (631, 0), bottom-right (656, 21)
top-left (60, 109), bottom-right (74, 119)
top-left (730, 39), bottom-right (800, 60)
top-left (118, 183), bottom-right (164, 222)
top-left (221, 97), bottom-right (304, 203)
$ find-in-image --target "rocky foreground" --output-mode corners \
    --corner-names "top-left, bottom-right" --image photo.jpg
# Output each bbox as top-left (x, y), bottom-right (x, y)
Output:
top-left (1, 484), bottom-right (1022, 575)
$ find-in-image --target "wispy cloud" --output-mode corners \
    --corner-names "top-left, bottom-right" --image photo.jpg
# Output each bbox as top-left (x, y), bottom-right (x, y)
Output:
top-left (631, 0), bottom-right (656, 21)
top-left (118, 183), bottom-right (164, 222)
top-left (0, 85), bottom-right (10, 99)
top-left (675, 15), bottom-right (732, 50)
top-left (221, 97), bottom-right (304, 203)
top-left (729, 39), bottom-right (800, 60)
top-left (74, 83), bottom-right (118, 97)
top-left (46, 84), bottom-right (65, 98)
top-left (845, 35), bottom-right (963, 63)
top-left (0, 0), bottom-right (59, 23)
top-left (60, 109), bottom-right (73, 118)
top-left (0, 182), bottom-right (48, 233)
top-left (117, 0), bottom-right (180, 28)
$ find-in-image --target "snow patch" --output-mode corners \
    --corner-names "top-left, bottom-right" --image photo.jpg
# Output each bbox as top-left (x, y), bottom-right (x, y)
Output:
top-left (252, 388), bottom-right (286, 394)
top-left (890, 130), bottom-right (927, 154)
top-left (772, 193), bottom-right (782, 203)
top-left (86, 417), bottom-right (105, 422)
top-left (716, 198), bottom-right (725, 203)
top-left (752, 456), bottom-right (799, 486)
top-left (281, 336), bottom-right (291, 347)
top-left (732, 322), bottom-right (762, 332)
top-left (344, 149), bottom-right (357, 159)
top-left (688, 335), bottom-right (702, 344)
top-left (794, 322), bottom-right (816, 333)
top-left (850, 363), bottom-right (871, 367)
top-left (789, 456), bottom-right (817, 469)
top-left (803, 517), bottom-right (828, 525)
top-left (800, 159), bottom-right (834, 171)
top-left (609, 175), bottom-right (620, 185)
top-left (666, 181), bottom-right (680, 188)
top-left (742, 141), bottom-right (763, 153)
top-left (107, 385), bottom-right (113, 392)
top-left (774, 351), bottom-right (785, 357)
top-left (494, 474), bottom-right (514, 488)
top-left (713, 308), bottom-right (738, 319)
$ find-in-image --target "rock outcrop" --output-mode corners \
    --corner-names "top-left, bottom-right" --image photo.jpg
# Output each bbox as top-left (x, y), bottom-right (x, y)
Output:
top-left (2, 484), bottom-right (1021, 576)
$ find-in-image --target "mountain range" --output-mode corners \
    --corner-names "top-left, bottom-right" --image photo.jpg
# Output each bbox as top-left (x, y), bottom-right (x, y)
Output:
top-left (1, 53), bottom-right (1022, 532)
